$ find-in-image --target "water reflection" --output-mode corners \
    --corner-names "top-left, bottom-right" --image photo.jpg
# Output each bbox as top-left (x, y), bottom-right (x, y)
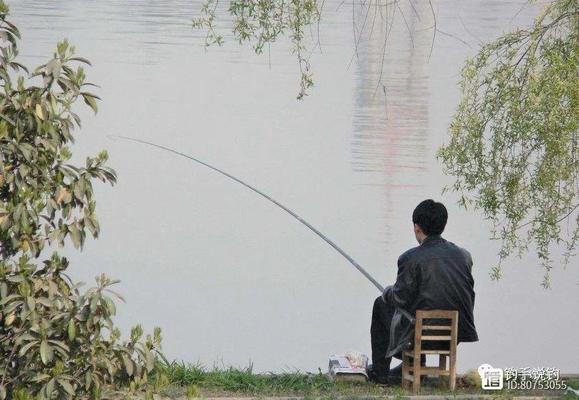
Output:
top-left (352, 1), bottom-right (430, 239)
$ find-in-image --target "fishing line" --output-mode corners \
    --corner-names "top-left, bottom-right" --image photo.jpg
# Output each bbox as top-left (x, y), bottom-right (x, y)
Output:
top-left (108, 134), bottom-right (414, 322)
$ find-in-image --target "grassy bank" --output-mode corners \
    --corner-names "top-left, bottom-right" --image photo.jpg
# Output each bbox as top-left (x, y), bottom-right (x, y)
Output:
top-left (150, 361), bottom-right (386, 397)
top-left (144, 361), bottom-right (579, 399)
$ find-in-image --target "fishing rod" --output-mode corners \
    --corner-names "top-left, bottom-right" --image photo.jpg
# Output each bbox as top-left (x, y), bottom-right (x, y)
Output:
top-left (109, 135), bottom-right (414, 322)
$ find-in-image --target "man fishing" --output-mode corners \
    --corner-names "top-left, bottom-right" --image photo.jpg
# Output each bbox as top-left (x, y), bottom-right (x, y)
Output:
top-left (114, 138), bottom-right (478, 383)
top-left (368, 199), bottom-right (479, 385)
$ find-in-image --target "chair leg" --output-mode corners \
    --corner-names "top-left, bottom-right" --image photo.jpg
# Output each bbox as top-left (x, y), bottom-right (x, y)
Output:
top-left (438, 354), bottom-right (447, 389)
top-left (412, 351), bottom-right (421, 393)
top-left (412, 371), bottom-right (421, 393)
top-left (402, 353), bottom-right (409, 390)
top-left (449, 352), bottom-right (457, 391)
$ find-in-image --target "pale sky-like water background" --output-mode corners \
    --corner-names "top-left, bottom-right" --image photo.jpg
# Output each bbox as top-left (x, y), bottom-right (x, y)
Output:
top-left (8, 0), bottom-right (578, 373)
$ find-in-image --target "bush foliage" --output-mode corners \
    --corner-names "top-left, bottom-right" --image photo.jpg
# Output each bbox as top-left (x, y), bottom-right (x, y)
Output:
top-left (0, 3), bottom-right (161, 399)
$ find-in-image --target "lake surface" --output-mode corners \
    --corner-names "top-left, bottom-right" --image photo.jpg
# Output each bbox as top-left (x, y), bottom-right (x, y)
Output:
top-left (8, 0), bottom-right (578, 373)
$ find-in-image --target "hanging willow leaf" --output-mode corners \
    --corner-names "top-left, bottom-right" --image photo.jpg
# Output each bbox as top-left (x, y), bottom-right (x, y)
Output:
top-left (193, 0), bottom-right (320, 99)
top-left (438, 0), bottom-right (578, 285)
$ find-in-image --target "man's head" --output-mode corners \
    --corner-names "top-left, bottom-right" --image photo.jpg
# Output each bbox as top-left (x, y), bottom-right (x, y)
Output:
top-left (412, 199), bottom-right (448, 244)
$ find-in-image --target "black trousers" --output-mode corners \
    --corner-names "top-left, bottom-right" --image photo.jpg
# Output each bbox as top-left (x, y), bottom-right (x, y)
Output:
top-left (371, 296), bottom-right (452, 375)
top-left (370, 296), bottom-right (396, 374)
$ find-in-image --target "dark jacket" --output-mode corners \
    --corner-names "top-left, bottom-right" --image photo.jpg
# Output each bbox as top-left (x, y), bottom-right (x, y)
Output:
top-left (382, 234), bottom-right (478, 357)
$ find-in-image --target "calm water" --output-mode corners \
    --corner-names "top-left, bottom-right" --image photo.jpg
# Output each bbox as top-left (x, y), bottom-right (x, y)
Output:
top-left (9, 0), bottom-right (578, 373)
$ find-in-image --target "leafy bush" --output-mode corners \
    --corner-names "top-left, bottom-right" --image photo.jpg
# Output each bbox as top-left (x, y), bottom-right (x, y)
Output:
top-left (0, 256), bottom-right (162, 399)
top-left (0, 3), bottom-right (161, 399)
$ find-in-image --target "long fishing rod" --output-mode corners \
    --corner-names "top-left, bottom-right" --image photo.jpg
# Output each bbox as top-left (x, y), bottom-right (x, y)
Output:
top-left (109, 135), bottom-right (414, 322)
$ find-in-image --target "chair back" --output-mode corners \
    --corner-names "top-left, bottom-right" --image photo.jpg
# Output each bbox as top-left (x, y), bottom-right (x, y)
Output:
top-left (402, 309), bottom-right (459, 393)
top-left (414, 309), bottom-right (458, 352)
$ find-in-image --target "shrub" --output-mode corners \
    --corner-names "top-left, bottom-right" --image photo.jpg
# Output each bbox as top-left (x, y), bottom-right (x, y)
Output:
top-left (0, 3), bottom-right (161, 399)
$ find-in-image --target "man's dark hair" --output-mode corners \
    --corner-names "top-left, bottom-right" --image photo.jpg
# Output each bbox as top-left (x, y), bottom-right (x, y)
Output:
top-left (412, 199), bottom-right (448, 236)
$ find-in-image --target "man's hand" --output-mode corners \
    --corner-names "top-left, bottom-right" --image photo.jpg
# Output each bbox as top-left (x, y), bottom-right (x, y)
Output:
top-left (381, 285), bottom-right (393, 303)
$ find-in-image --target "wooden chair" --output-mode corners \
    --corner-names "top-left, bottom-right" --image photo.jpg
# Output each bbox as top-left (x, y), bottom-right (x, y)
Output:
top-left (401, 310), bottom-right (458, 393)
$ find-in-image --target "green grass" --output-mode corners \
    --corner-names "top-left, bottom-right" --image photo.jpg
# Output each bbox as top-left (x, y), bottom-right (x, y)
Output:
top-left (153, 362), bottom-right (364, 395)
top-left (567, 378), bottom-right (579, 388)
top-left (149, 360), bottom-right (578, 399)
top-left (565, 378), bottom-right (579, 400)
top-left (151, 360), bottom-right (386, 397)
top-left (149, 360), bottom-right (487, 398)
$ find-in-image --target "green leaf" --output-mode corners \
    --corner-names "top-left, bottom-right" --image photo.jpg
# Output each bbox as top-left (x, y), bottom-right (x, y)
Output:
top-left (70, 56), bottom-right (92, 65)
top-left (122, 354), bottom-right (134, 376)
top-left (26, 296), bottom-right (36, 311)
top-left (90, 295), bottom-right (98, 312)
top-left (46, 59), bottom-right (61, 78)
top-left (145, 350), bottom-right (155, 372)
top-left (31, 373), bottom-right (51, 383)
top-left (0, 112), bottom-right (15, 125)
top-left (35, 103), bottom-right (46, 120)
top-left (57, 379), bottom-right (75, 396)
top-left (69, 225), bottom-right (82, 249)
top-left (40, 340), bottom-right (53, 365)
top-left (44, 378), bottom-right (55, 398)
top-left (6, 275), bottom-right (25, 283)
top-left (104, 296), bottom-right (116, 316)
top-left (67, 319), bottom-right (76, 341)
top-left (48, 340), bottom-right (70, 352)
top-left (18, 340), bottom-right (37, 357)
top-left (0, 293), bottom-right (21, 305)
top-left (35, 297), bottom-right (53, 307)
top-left (82, 94), bottom-right (98, 113)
